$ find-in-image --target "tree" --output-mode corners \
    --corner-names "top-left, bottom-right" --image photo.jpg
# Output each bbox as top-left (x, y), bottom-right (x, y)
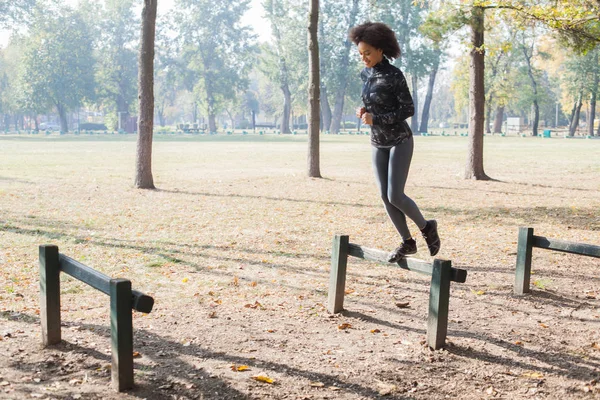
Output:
top-left (18, 6), bottom-right (95, 133)
top-left (0, 0), bottom-right (36, 28)
top-left (429, 0), bottom-right (600, 180)
top-left (134, 0), bottom-right (157, 189)
top-left (95, 0), bottom-right (139, 131)
top-left (372, 0), bottom-right (434, 134)
top-left (318, 0), bottom-right (359, 135)
top-left (307, 0), bottom-right (320, 178)
top-left (465, 5), bottom-right (489, 180)
top-left (173, 0), bottom-right (255, 133)
top-left (263, 0), bottom-right (307, 133)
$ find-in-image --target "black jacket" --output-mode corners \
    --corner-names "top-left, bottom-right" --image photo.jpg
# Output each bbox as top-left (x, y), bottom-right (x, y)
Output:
top-left (360, 58), bottom-right (414, 148)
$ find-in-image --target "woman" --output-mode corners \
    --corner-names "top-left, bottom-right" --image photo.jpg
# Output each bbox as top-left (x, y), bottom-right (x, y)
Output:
top-left (349, 21), bottom-right (440, 262)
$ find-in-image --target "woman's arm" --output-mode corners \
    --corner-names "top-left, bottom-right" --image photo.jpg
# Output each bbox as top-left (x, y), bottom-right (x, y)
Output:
top-left (371, 71), bottom-right (414, 126)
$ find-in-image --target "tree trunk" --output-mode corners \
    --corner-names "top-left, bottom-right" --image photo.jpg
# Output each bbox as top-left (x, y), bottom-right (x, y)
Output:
top-left (485, 93), bottom-right (493, 133)
top-left (419, 51), bottom-right (440, 134)
top-left (569, 92), bottom-right (583, 136)
top-left (493, 105), bottom-right (504, 133)
top-left (410, 74), bottom-right (419, 134)
top-left (328, 0), bottom-right (359, 135)
top-left (307, 0), bottom-right (321, 178)
top-left (522, 45), bottom-right (539, 136)
top-left (465, 6), bottom-right (490, 180)
top-left (192, 101), bottom-right (198, 125)
top-left (57, 103), bottom-right (68, 133)
top-left (589, 52), bottom-right (598, 136)
top-left (280, 83), bottom-right (291, 133)
top-left (321, 85), bottom-right (332, 131)
top-left (157, 106), bottom-right (165, 127)
top-left (251, 110), bottom-right (256, 131)
top-left (117, 95), bottom-right (129, 132)
top-left (134, 0), bottom-right (156, 189)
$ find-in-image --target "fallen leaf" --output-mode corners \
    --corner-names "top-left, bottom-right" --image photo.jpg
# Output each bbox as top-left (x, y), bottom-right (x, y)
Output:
top-left (0, 381), bottom-right (9, 386)
top-left (521, 371), bottom-right (544, 379)
top-left (208, 311), bottom-right (217, 318)
top-left (250, 281), bottom-right (257, 287)
top-left (182, 278), bottom-right (189, 283)
top-left (591, 342), bottom-right (600, 350)
top-left (267, 329), bottom-right (276, 333)
top-left (245, 301), bottom-right (263, 309)
top-left (539, 323), bottom-right (549, 329)
top-left (252, 375), bottom-right (274, 384)
top-left (309, 382), bottom-right (325, 387)
top-left (338, 323), bottom-right (352, 330)
top-left (377, 382), bottom-right (397, 396)
top-left (370, 329), bottom-right (381, 334)
top-left (328, 386), bottom-right (342, 391)
top-left (515, 341), bottom-right (524, 346)
top-left (344, 289), bottom-right (355, 294)
top-left (231, 364), bottom-right (250, 372)
top-left (472, 290), bottom-right (485, 296)
top-left (486, 386), bottom-right (496, 395)
top-left (395, 302), bottom-right (410, 308)
top-left (132, 352), bottom-right (141, 358)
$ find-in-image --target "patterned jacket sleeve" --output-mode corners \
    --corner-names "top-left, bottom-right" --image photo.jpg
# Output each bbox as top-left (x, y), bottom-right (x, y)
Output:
top-left (372, 71), bottom-right (414, 126)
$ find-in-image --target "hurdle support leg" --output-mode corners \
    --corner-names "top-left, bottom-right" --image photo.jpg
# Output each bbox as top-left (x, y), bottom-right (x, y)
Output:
top-left (110, 278), bottom-right (134, 391)
top-left (39, 245), bottom-right (61, 346)
top-left (427, 259), bottom-right (452, 350)
top-left (328, 235), bottom-right (349, 313)
top-left (514, 227), bottom-right (534, 295)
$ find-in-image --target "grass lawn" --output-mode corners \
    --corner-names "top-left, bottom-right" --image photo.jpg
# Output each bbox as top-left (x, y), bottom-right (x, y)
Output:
top-left (0, 133), bottom-right (599, 399)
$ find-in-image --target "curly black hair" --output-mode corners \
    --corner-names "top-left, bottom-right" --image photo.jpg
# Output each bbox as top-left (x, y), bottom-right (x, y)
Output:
top-left (349, 22), bottom-right (401, 60)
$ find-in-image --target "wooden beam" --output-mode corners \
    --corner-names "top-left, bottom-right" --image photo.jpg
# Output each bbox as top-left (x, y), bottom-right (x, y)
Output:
top-left (328, 235), bottom-right (349, 313)
top-left (515, 227), bottom-right (534, 295)
top-left (427, 259), bottom-right (452, 350)
top-left (347, 243), bottom-right (467, 282)
top-left (60, 254), bottom-right (153, 313)
top-left (110, 278), bottom-right (134, 391)
top-left (532, 236), bottom-right (600, 258)
top-left (39, 245), bottom-right (61, 346)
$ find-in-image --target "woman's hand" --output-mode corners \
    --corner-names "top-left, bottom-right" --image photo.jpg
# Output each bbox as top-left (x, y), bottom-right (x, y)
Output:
top-left (361, 112), bottom-right (373, 125)
top-left (356, 107), bottom-right (366, 118)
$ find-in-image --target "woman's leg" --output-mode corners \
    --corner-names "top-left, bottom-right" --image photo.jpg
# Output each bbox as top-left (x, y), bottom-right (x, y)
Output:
top-left (387, 136), bottom-right (427, 230)
top-left (372, 146), bottom-right (412, 240)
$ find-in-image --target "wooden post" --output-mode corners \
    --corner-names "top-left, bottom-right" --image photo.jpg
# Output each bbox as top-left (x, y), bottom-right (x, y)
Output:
top-left (328, 235), bottom-right (349, 313)
top-left (427, 259), bottom-right (452, 350)
top-left (39, 245), bottom-right (61, 346)
top-left (514, 227), bottom-right (534, 295)
top-left (110, 278), bottom-right (134, 391)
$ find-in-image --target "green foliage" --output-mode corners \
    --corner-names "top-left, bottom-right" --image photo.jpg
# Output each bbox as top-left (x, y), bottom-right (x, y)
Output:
top-left (94, 0), bottom-right (139, 130)
top-left (17, 4), bottom-right (95, 129)
top-left (0, 0), bottom-right (37, 28)
top-left (261, 0), bottom-right (308, 114)
top-left (173, 0), bottom-right (257, 119)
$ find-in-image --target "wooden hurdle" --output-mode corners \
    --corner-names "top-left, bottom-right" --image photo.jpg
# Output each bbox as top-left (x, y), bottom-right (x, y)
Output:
top-left (328, 235), bottom-right (467, 350)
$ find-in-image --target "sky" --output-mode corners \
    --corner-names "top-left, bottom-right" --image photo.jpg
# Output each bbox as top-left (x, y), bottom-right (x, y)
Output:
top-left (0, 0), bottom-right (272, 48)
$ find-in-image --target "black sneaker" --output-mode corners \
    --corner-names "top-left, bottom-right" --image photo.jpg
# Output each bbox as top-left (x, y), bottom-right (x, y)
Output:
top-left (421, 220), bottom-right (441, 256)
top-left (387, 238), bottom-right (417, 263)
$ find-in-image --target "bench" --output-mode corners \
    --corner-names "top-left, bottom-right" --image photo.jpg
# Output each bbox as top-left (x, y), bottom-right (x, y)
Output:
top-left (328, 235), bottom-right (467, 349)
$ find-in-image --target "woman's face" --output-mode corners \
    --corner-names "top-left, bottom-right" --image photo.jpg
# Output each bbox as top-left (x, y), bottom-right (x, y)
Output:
top-left (357, 41), bottom-right (383, 68)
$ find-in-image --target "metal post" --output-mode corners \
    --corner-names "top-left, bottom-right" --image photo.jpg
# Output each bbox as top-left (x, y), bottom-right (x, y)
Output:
top-left (427, 259), bottom-right (452, 350)
top-left (515, 227), bottom-right (535, 295)
top-left (110, 278), bottom-right (134, 391)
top-left (39, 245), bottom-right (61, 346)
top-left (327, 235), bottom-right (349, 313)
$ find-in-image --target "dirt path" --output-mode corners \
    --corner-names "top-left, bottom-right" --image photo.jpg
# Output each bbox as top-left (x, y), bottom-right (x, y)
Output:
top-left (1, 135), bottom-right (599, 399)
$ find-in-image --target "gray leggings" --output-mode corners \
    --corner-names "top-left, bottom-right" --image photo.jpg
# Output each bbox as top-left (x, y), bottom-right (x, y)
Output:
top-left (372, 136), bottom-right (427, 240)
